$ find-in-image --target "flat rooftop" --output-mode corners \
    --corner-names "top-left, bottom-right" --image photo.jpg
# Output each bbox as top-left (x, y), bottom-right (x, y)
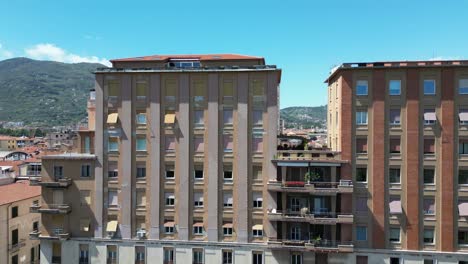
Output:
top-left (326, 59), bottom-right (468, 82)
top-left (110, 54), bottom-right (263, 63)
top-left (0, 181), bottom-right (40, 206)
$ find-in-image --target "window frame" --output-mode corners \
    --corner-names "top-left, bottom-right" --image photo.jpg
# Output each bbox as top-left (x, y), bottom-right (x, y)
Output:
top-left (389, 80), bottom-right (401, 96)
top-left (356, 80), bottom-right (368, 96)
top-left (423, 79), bottom-right (436, 95)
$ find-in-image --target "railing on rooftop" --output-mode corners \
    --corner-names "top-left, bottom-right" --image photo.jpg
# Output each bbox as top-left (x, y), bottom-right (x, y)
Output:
top-left (274, 150), bottom-right (342, 161)
top-left (96, 65), bottom-right (278, 73)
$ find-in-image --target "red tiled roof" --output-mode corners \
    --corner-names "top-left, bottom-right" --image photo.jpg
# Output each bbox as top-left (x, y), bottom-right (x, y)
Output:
top-left (111, 54), bottom-right (263, 63)
top-left (0, 181), bottom-right (40, 206)
top-left (0, 160), bottom-right (24, 173)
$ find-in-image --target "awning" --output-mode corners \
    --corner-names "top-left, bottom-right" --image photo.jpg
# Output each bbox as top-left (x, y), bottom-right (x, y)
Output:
top-left (252, 224), bottom-right (263, 230)
top-left (277, 162), bottom-right (309, 167)
top-left (459, 112), bottom-right (468, 122)
top-left (222, 223), bottom-right (233, 228)
top-left (424, 112), bottom-right (436, 121)
top-left (193, 222), bottom-right (204, 227)
top-left (107, 113), bottom-right (119, 124)
top-left (164, 114), bottom-right (176, 124)
top-left (106, 220), bottom-right (118, 232)
top-left (389, 200), bottom-right (402, 214)
top-left (164, 221), bottom-right (175, 227)
top-left (459, 203), bottom-right (468, 217)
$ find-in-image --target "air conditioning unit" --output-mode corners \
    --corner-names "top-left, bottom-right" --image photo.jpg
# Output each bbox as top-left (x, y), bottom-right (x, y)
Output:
top-left (137, 229), bottom-right (146, 239)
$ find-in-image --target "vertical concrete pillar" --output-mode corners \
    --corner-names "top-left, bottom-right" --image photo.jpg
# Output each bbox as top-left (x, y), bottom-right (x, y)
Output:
top-left (40, 240), bottom-right (53, 264)
top-left (94, 74), bottom-right (104, 238)
top-left (177, 74), bottom-right (190, 240)
top-left (236, 73), bottom-right (249, 242)
top-left (207, 73), bottom-right (219, 241)
top-left (120, 74), bottom-right (132, 239)
top-left (405, 69), bottom-right (420, 250)
top-left (149, 74), bottom-right (161, 239)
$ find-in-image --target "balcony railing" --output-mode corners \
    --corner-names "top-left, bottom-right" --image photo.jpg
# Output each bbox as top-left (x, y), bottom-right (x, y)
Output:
top-left (30, 177), bottom-right (72, 188)
top-left (267, 210), bottom-right (353, 224)
top-left (34, 204), bottom-right (72, 214)
top-left (268, 237), bottom-right (353, 252)
top-left (9, 239), bottom-right (26, 252)
top-left (274, 150), bottom-right (342, 161)
top-left (267, 180), bottom-right (353, 194)
top-left (29, 230), bottom-right (41, 240)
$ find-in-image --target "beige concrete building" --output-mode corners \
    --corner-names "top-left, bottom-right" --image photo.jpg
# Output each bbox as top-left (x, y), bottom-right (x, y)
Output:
top-left (0, 181), bottom-right (41, 264)
top-left (326, 60), bottom-right (468, 263)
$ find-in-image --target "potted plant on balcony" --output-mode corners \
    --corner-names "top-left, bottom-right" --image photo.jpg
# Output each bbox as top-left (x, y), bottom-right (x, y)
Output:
top-left (304, 172), bottom-right (311, 184)
top-left (311, 235), bottom-right (322, 245)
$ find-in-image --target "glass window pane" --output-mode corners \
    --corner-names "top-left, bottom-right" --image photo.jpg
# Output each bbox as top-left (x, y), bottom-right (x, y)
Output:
top-left (389, 80), bottom-right (401, 95)
top-left (424, 80), bottom-right (436, 95)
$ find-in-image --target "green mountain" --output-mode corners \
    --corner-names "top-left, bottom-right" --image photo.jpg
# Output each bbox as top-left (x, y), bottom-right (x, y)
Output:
top-left (0, 57), bottom-right (105, 127)
top-left (280, 106), bottom-right (327, 129)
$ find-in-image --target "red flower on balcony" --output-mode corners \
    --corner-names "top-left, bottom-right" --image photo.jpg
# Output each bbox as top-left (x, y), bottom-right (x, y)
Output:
top-left (284, 181), bottom-right (305, 187)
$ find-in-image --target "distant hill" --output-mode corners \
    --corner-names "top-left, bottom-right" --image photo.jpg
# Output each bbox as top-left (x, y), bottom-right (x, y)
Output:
top-left (280, 106), bottom-right (327, 129)
top-left (0, 57), bottom-right (105, 126)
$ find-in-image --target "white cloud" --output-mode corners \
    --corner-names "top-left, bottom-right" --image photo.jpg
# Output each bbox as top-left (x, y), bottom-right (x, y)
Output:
top-left (0, 43), bottom-right (14, 60)
top-left (25, 43), bottom-right (111, 66)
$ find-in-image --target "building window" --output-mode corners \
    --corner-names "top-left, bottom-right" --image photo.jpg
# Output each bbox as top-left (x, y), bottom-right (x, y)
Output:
top-left (194, 110), bottom-right (204, 128)
top-left (356, 138), bottom-right (368, 154)
top-left (136, 166), bottom-right (146, 179)
top-left (460, 139), bottom-right (468, 155)
top-left (223, 109), bottom-right (233, 125)
top-left (460, 170), bottom-right (468, 185)
top-left (356, 168), bottom-right (367, 182)
top-left (80, 190), bottom-right (91, 206)
top-left (81, 165), bottom-right (91, 177)
top-left (389, 228), bottom-right (400, 242)
top-left (12, 255), bottom-right (18, 264)
top-left (108, 137), bottom-right (119, 152)
top-left (390, 258), bottom-right (400, 264)
top-left (108, 80), bottom-right (120, 97)
top-left (252, 135), bottom-right (263, 153)
top-left (223, 135), bottom-right (233, 153)
top-left (11, 206), bottom-right (18, 218)
top-left (424, 80), bottom-right (436, 95)
top-left (136, 190), bottom-right (146, 208)
top-left (223, 225), bottom-right (233, 236)
top-left (136, 113), bottom-right (147, 125)
top-left (194, 137), bottom-right (204, 153)
top-left (194, 192), bottom-right (204, 208)
top-left (163, 248), bottom-right (174, 264)
top-left (165, 169), bottom-right (175, 180)
top-left (291, 252), bottom-right (302, 264)
top-left (165, 137), bottom-right (176, 152)
top-left (458, 230), bottom-right (468, 245)
top-left (136, 137), bottom-right (147, 151)
top-left (424, 138), bottom-right (435, 154)
top-left (193, 224), bottom-right (204, 235)
top-left (78, 244), bottom-right (89, 264)
top-left (424, 109), bottom-right (436, 125)
top-left (389, 109), bottom-right (401, 125)
top-left (136, 81), bottom-right (147, 99)
top-left (389, 168), bottom-right (401, 184)
top-left (165, 193), bottom-right (175, 206)
top-left (459, 79), bottom-right (468, 94)
top-left (223, 192), bottom-right (233, 208)
top-left (107, 245), bottom-right (117, 263)
top-left (108, 162), bottom-right (118, 179)
top-left (423, 198), bottom-right (435, 215)
top-left (356, 197), bottom-right (368, 214)
top-left (108, 190), bottom-right (118, 207)
top-left (423, 259), bottom-right (434, 264)
top-left (193, 248), bottom-right (204, 264)
top-left (252, 252), bottom-right (263, 264)
top-left (460, 109), bottom-right (468, 125)
top-left (135, 246), bottom-right (145, 264)
top-left (389, 80), bottom-right (401, 95)
top-left (33, 221), bottom-right (39, 232)
top-left (389, 138), bottom-right (401, 154)
top-left (194, 170), bottom-right (204, 180)
top-left (223, 170), bottom-right (233, 182)
top-left (424, 169), bottom-right (435, 184)
top-left (252, 225), bottom-right (263, 237)
top-left (253, 110), bottom-right (263, 126)
top-left (356, 226), bottom-right (367, 241)
top-left (223, 81), bottom-right (234, 101)
top-left (253, 166), bottom-right (263, 182)
top-left (253, 192), bottom-right (263, 208)
top-left (54, 166), bottom-right (63, 179)
top-left (423, 229), bottom-right (435, 244)
top-left (356, 111), bottom-right (368, 125)
top-left (222, 250), bottom-right (233, 264)
top-left (356, 80), bottom-right (368, 96)
top-left (165, 80), bottom-right (177, 102)
top-left (165, 224), bottom-right (174, 234)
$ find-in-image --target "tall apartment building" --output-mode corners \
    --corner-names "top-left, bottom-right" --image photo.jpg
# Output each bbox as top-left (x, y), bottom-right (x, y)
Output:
top-left (326, 60), bottom-right (468, 263)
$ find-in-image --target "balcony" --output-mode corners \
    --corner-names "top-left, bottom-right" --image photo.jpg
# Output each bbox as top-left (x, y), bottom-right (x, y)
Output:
top-left (41, 228), bottom-right (70, 240)
top-left (29, 230), bottom-right (41, 240)
top-left (267, 210), bottom-right (353, 225)
top-left (8, 239), bottom-right (26, 252)
top-left (274, 150), bottom-right (342, 162)
top-left (32, 204), bottom-right (72, 214)
top-left (267, 180), bottom-right (353, 194)
top-left (30, 177), bottom-right (72, 188)
top-left (268, 238), bottom-right (353, 253)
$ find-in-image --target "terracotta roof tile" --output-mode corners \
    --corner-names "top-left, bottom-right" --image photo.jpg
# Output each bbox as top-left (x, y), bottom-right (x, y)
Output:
top-left (0, 181), bottom-right (40, 206)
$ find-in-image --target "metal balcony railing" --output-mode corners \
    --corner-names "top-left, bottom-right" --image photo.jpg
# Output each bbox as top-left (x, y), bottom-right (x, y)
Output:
top-left (9, 238), bottom-right (26, 252)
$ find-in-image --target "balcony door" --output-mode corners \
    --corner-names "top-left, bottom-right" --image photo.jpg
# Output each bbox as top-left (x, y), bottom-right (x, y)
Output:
top-left (290, 226), bottom-right (301, 240)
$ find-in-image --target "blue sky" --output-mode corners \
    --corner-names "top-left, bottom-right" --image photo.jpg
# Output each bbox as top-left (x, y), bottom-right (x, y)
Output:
top-left (1, 0), bottom-right (467, 108)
